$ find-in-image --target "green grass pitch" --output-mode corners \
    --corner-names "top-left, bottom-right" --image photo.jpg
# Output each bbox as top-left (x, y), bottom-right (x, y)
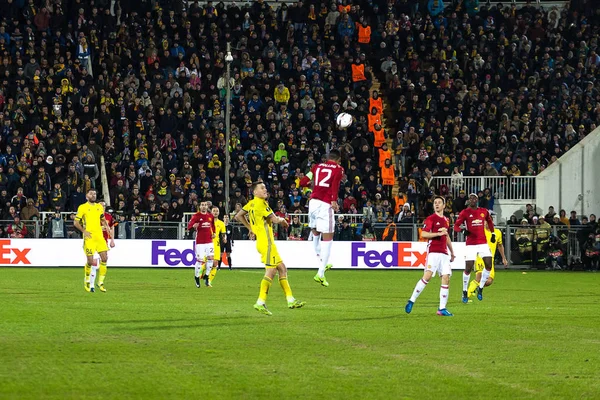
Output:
top-left (1, 268), bottom-right (599, 400)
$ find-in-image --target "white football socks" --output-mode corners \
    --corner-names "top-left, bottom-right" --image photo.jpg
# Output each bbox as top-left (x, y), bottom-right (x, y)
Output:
top-left (318, 240), bottom-right (332, 278)
top-left (462, 271), bottom-right (470, 292)
top-left (440, 285), bottom-right (449, 309)
top-left (480, 268), bottom-right (491, 289)
top-left (89, 265), bottom-right (98, 288)
top-left (410, 279), bottom-right (428, 302)
top-left (312, 233), bottom-right (321, 260)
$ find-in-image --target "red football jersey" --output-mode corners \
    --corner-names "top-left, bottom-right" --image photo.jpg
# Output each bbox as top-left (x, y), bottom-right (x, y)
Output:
top-left (187, 212), bottom-right (215, 244)
top-left (102, 212), bottom-right (115, 242)
top-left (423, 213), bottom-right (450, 254)
top-left (454, 207), bottom-right (495, 245)
top-left (308, 161), bottom-right (344, 203)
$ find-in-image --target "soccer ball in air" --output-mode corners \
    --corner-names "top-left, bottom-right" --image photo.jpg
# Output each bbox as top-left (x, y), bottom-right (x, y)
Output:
top-left (336, 112), bottom-right (353, 129)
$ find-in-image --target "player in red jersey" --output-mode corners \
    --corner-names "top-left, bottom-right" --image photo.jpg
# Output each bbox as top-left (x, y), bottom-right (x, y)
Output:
top-left (299, 150), bottom-right (344, 287)
top-left (405, 196), bottom-right (456, 316)
top-left (90, 200), bottom-right (116, 291)
top-left (453, 193), bottom-right (496, 303)
top-left (187, 201), bottom-right (216, 288)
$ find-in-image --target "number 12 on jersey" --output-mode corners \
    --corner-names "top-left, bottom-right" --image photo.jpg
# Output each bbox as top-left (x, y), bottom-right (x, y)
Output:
top-left (315, 167), bottom-right (332, 188)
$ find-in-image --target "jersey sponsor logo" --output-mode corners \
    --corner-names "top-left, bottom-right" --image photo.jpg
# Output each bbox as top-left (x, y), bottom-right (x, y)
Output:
top-left (151, 240), bottom-right (195, 266)
top-left (351, 242), bottom-right (427, 268)
top-left (0, 239), bottom-right (31, 265)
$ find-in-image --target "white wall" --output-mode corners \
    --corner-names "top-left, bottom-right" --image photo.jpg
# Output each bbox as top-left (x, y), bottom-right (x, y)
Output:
top-left (493, 200), bottom-right (537, 222)
top-left (536, 126), bottom-right (600, 217)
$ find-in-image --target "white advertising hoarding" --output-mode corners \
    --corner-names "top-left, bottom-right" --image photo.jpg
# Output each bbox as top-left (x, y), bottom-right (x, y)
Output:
top-left (0, 239), bottom-right (467, 270)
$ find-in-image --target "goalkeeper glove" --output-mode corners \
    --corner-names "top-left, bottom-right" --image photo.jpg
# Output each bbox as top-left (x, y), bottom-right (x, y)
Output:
top-left (490, 233), bottom-right (496, 243)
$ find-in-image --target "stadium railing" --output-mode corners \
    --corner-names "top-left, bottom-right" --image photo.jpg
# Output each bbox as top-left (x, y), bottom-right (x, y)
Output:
top-left (430, 176), bottom-right (535, 201)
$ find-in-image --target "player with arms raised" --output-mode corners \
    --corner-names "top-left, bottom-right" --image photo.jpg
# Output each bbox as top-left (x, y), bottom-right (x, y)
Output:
top-left (300, 149), bottom-right (344, 287)
top-left (74, 189), bottom-right (112, 293)
top-left (187, 201), bottom-right (215, 288)
top-left (235, 182), bottom-right (305, 315)
top-left (453, 193), bottom-right (496, 303)
top-left (405, 196), bottom-right (456, 316)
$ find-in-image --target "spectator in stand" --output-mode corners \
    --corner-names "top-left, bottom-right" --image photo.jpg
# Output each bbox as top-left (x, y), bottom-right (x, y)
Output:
top-left (7, 215), bottom-right (27, 238)
top-left (0, 0), bottom-right (381, 227)
top-left (379, 1), bottom-right (599, 219)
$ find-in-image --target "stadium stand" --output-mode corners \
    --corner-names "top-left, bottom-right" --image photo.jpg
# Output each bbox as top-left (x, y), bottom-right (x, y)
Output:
top-left (0, 0), bottom-right (597, 238)
top-left (378, 0), bottom-right (599, 217)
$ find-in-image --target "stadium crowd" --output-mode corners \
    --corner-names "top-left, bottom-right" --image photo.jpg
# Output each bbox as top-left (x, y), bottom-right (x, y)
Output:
top-left (0, 0), bottom-right (597, 239)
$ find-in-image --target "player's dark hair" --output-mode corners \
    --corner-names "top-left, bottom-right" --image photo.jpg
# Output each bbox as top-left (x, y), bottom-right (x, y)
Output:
top-left (433, 195), bottom-right (445, 203)
top-left (251, 181), bottom-right (263, 192)
top-left (87, 188), bottom-right (96, 193)
top-left (328, 149), bottom-right (341, 161)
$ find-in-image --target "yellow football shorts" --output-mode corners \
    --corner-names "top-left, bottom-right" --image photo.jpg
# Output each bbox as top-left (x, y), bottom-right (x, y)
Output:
top-left (256, 239), bottom-right (282, 268)
top-left (475, 256), bottom-right (495, 280)
top-left (84, 236), bottom-right (109, 257)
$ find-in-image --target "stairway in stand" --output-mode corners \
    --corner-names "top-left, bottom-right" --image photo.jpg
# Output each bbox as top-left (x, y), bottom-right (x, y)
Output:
top-left (369, 76), bottom-right (400, 195)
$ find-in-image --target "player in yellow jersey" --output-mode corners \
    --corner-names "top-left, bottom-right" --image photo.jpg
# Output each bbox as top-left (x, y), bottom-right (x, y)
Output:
top-left (468, 222), bottom-right (508, 299)
top-left (235, 182), bottom-right (305, 315)
top-left (74, 189), bottom-right (112, 293)
top-left (207, 206), bottom-right (226, 287)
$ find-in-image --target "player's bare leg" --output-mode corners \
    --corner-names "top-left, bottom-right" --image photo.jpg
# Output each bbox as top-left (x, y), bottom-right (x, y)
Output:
top-left (405, 270), bottom-right (433, 313)
top-left (277, 262), bottom-right (305, 309)
top-left (97, 251), bottom-right (108, 292)
top-left (476, 257), bottom-right (493, 300)
top-left (84, 254), bottom-right (94, 292)
top-left (462, 260), bottom-right (474, 303)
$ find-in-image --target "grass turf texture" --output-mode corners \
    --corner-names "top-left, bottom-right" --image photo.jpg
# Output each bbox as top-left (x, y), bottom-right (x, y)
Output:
top-left (0, 268), bottom-right (599, 400)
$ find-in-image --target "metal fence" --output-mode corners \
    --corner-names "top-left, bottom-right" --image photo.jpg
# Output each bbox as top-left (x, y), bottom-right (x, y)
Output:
top-left (430, 176), bottom-right (535, 200)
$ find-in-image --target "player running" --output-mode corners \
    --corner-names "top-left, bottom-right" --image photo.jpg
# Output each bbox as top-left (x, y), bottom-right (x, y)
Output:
top-left (405, 196), bottom-right (456, 316)
top-left (89, 201), bottom-right (116, 292)
top-left (299, 149), bottom-right (344, 287)
top-left (453, 193), bottom-right (496, 303)
top-left (187, 201), bottom-right (215, 288)
top-left (207, 206), bottom-right (226, 286)
top-left (74, 189), bottom-right (112, 293)
top-left (235, 182), bottom-right (305, 315)
top-left (467, 222), bottom-right (508, 299)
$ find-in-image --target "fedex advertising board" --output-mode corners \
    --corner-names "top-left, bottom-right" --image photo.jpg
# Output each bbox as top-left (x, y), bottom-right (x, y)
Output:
top-left (0, 239), bottom-right (467, 269)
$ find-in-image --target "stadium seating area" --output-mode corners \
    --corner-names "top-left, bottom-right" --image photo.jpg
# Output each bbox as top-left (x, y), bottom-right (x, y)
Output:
top-left (381, 0), bottom-right (600, 182)
top-left (0, 0), bottom-right (598, 230)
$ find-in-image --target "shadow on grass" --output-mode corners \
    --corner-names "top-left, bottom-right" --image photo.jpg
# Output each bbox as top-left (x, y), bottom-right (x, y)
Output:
top-left (117, 313), bottom-right (413, 331)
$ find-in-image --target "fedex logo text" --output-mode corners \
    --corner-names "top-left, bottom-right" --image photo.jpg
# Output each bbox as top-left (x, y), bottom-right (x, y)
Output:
top-left (0, 239), bottom-right (31, 265)
top-left (351, 242), bottom-right (427, 268)
top-left (151, 241), bottom-right (196, 266)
